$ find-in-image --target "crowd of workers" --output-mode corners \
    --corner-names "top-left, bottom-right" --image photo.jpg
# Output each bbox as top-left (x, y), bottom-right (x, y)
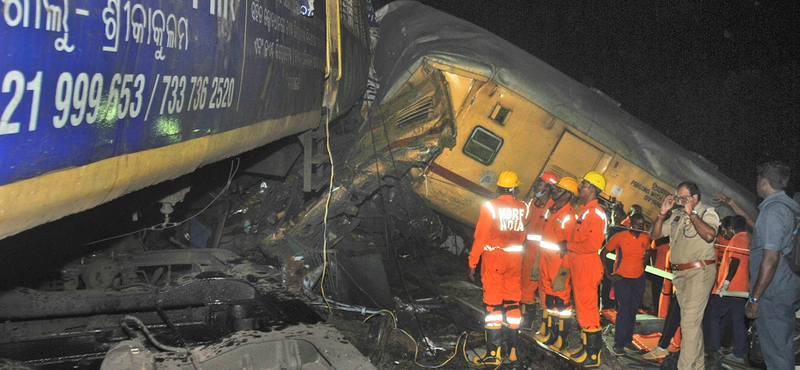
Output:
top-left (467, 161), bottom-right (800, 369)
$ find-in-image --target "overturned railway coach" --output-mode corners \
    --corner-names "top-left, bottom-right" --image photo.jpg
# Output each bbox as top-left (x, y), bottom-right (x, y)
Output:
top-left (0, 0), bottom-right (372, 240)
top-left (371, 1), bottom-right (758, 224)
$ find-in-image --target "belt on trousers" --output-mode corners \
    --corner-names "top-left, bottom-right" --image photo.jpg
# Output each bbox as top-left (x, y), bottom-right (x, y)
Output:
top-left (484, 245), bottom-right (523, 252)
top-left (670, 259), bottom-right (715, 272)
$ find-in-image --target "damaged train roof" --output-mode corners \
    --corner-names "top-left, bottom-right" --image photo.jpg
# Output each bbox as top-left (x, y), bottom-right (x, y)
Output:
top-left (374, 1), bottom-right (758, 217)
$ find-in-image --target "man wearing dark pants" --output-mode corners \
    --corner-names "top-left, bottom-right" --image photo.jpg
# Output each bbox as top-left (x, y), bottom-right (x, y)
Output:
top-left (746, 161), bottom-right (800, 370)
top-left (703, 215), bottom-right (750, 363)
top-left (601, 213), bottom-right (652, 355)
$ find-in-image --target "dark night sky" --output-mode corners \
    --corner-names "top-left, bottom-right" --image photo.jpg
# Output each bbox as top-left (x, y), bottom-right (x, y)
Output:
top-left (378, 0), bottom-right (800, 195)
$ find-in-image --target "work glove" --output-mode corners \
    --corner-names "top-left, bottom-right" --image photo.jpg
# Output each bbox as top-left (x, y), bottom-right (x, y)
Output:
top-left (552, 266), bottom-right (570, 292)
top-left (531, 252), bottom-right (540, 281)
top-left (717, 280), bottom-right (730, 297)
top-left (557, 241), bottom-right (568, 258)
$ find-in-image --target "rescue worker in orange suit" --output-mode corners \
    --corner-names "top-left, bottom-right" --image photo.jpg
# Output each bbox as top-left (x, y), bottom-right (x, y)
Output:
top-left (562, 171), bottom-right (608, 367)
top-left (535, 177), bottom-right (578, 354)
top-left (468, 170), bottom-right (529, 365)
top-left (600, 213), bottom-right (653, 355)
top-left (521, 171), bottom-right (559, 331)
top-left (702, 215), bottom-right (750, 364)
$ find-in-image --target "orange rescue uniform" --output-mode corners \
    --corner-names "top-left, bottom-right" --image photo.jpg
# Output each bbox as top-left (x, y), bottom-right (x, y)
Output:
top-left (469, 194), bottom-right (529, 329)
top-left (521, 198), bottom-right (553, 304)
top-left (567, 199), bottom-right (607, 329)
top-left (714, 231), bottom-right (750, 294)
top-left (538, 203), bottom-right (577, 311)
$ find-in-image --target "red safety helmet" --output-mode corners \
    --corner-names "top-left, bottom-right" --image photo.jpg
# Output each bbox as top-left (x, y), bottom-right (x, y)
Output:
top-left (539, 171), bottom-right (559, 185)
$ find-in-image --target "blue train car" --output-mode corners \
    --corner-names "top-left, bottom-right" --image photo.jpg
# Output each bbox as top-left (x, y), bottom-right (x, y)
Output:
top-left (0, 0), bottom-right (372, 239)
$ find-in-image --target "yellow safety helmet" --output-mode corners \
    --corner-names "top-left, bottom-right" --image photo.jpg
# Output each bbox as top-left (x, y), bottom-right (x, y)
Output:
top-left (582, 171), bottom-right (606, 192)
top-left (497, 170), bottom-right (521, 188)
top-left (555, 177), bottom-right (579, 195)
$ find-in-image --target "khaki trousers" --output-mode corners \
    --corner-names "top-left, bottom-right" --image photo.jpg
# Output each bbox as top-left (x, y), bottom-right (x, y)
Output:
top-left (672, 265), bottom-right (716, 370)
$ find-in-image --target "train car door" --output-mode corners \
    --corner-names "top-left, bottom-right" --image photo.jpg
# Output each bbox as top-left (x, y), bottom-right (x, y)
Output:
top-left (528, 131), bottom-right (613, 198)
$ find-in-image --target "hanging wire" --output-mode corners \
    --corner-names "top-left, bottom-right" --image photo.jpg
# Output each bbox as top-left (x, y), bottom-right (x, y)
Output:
top-left (84, 158), bottom-right (240, 246)
top-left (363, 104), bottom-right (499, 368)
top-left (319, 76), bottom-right (337, 318)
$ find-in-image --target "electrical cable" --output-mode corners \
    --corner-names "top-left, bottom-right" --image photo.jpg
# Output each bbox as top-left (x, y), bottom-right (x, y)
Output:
top-left (371, 102), bottom-right (501, 368)
top-left (363, 311), bottom-right (472, 369)
top-left (364, 106), bottom-right (497, 368)
top-left (366, 111), bottom-right (438, 361)
top-left (121, 315), bottom-right (200, 370)
top-left (84, 158), bottom-right (240, 246)
top-left (319, 74), bottom-right (336, 318)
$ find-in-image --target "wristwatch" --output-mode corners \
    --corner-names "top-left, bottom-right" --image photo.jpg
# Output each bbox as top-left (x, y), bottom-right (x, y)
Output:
top-left (749, 297), bottom-right (759, 303)
top-left (690, 209), bottom-right (699, 216)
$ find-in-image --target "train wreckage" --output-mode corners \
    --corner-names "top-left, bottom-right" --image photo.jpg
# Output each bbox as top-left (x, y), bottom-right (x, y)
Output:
top-left (1, 0), bottom-right (792, 369)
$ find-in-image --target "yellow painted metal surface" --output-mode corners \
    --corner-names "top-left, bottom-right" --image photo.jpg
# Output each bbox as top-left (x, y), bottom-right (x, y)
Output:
top-left (414, 71), bottom-right (565, 225)
top-left (0, 110), bottom-right (319, 240)
top-left (406, 63), bottom-right (680, 227)
top-left (603, 156), bottom-right (676, 223)
top-left (536, 131), bottom-right (613, 194)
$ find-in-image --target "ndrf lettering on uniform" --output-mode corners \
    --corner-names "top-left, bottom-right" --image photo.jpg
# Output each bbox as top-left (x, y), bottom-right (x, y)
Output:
top-left (498, 207), bottom-right (526, 231)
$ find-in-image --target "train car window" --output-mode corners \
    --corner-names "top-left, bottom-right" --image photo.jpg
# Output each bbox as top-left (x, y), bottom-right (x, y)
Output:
top-left (463, 126), bottom-right (504, 165)
top-left (489, 104), bottom-right (511, 125)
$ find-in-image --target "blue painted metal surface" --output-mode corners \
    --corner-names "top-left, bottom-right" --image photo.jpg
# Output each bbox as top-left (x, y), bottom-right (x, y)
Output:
top-left (0, 0), bottom-right (337, 186)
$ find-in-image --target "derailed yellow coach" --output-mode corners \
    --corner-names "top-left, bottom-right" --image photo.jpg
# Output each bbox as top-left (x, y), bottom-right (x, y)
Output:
top-left (370, 1), bottom-right (758, 225)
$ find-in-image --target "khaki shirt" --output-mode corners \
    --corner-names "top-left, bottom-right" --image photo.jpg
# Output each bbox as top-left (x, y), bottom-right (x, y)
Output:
top-left (661, 202), bottom-right (719, 264)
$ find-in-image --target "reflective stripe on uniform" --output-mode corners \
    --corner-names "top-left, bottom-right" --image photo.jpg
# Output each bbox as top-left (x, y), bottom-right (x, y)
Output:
top-left (527, 234), bottom-right (542, 241)
top-left (540, 241), bottom-right (561, 251)
top-left (561, 214), bottom-right (571, 229)
top-left (483, 245), bottom-right (524, 252)
top-left (595, 208), bottom-right (607, 234)
top-left (507, 316), bottom-right (522, 325)
top-left (580, 208), bottom-right (608, 233)
top-left (485, 201), bottom-right (496, 219)
top-left (485, 313), bottom-right (503, 327)
top-left (594, 208), bottom-right (606, 220)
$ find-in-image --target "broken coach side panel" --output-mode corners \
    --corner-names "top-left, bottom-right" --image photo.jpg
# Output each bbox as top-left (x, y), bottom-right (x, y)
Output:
top-left (372, 1), bottom-right (756, 226)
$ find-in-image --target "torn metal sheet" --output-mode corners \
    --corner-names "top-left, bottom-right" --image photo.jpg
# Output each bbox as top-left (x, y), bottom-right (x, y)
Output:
top-left (0, 248), bottom-right (374, 369)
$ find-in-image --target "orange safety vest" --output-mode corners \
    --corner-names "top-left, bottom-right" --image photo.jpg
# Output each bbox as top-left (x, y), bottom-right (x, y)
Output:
top-left (714, 231), bottom-right (751, 294)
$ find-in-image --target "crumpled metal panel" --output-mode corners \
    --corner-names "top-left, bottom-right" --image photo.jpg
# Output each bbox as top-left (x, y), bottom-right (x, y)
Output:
top-left (373, 1), bottom-right (758, 217)
top-left (272, 67), bottom-right (455, 253)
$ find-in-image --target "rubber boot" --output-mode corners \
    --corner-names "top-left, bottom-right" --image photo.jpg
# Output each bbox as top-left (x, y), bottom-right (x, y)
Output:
top-left (551, 316), bottom-right (571, 354)
top-left (578, 328), bottom-right (603, 368)
top-left (520, 304), bottom-right (536, 331)
top-left (542, 316), bottom-right (560, 346)
top-left (472, 329), bottom-right (502, 365)
top-left (548, 315), bottom-right (566, 351)
top-left (533, 308), bottom-right (549, 341)
top-left (566, 330), bottom-right (587, 359)
top-left (506, 327), bottom-right (518, 362)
